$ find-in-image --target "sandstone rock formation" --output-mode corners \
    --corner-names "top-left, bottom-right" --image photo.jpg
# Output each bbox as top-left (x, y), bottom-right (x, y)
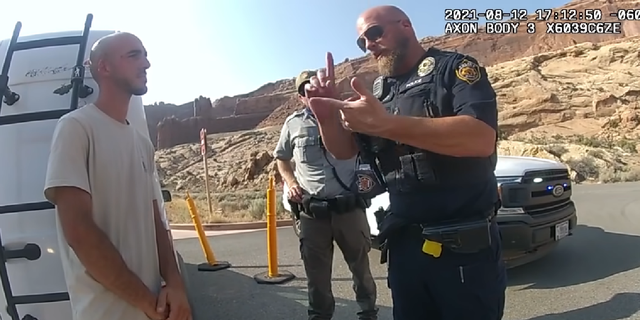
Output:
top-left (155, 128), bottom-right (282, 193)
top-left (145, 96), bottom-right (212, 147)
top-left (156, 113), bottom-right (270, 149)
top-left (155, 126), bottom-right (640, 195)
top-left (490, 38), bottom-right (640, 138)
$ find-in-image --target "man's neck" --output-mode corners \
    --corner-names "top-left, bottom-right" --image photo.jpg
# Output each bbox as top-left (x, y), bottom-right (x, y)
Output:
top-left (396, 44), bottom-right (427, 76)
top-left (95, 93), bottom-right (131, 124)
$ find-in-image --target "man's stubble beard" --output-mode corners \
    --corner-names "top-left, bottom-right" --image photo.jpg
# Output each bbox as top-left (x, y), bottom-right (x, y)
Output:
top-left (131, 86), bottom-right (148, 96)
top-left (377, 36), bottom-right (410, 77)
top-left (117, 77), bottom-right (147, 96)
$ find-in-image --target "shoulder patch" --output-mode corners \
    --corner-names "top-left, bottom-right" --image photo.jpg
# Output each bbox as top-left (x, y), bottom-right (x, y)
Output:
top-left (417, 57), bottom-right (435, 77)
top-left (455, 58), bottom-right (481, 84)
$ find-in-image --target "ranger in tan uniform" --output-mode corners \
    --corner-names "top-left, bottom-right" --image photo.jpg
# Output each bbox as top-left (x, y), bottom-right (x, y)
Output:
top-left (274, 70), bottom-right (378, 320)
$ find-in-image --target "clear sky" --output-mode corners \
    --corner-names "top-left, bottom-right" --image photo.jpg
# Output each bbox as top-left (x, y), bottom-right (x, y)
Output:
top-left (3, 0), bottom-right (569, 105)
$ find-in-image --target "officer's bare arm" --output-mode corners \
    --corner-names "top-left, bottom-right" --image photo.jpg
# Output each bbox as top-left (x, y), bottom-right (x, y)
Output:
top-left (317, 119), bottom-right (358, 160)
top-left (44, 118), bottom-right (156, 311)
top-left (377, 58), bottom-right (497, 157)
top-left (274, 122), bottom-right (300, 186)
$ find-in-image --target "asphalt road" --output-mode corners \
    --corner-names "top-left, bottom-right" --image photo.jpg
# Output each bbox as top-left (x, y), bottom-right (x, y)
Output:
top-left (174, 182), bottom-right (640, 320)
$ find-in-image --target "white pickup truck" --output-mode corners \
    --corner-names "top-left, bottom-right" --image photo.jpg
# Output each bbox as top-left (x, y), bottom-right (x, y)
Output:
top-left (283, 155), bottom-right (578, 269)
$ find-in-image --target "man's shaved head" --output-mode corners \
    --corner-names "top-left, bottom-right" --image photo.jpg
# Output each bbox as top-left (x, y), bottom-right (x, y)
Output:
top-left (89, 33), bottom-right (119, 77)
top-left (89, 32), bottom-right (150, 96)
top-left (356, 6), bottom-right (419, 76)
top-left (358, 5), bottom-right (409, 25)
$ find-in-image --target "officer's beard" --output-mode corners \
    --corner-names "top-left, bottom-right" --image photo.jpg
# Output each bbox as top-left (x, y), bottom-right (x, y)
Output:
top-left (377, 36), bottom-right (410, 77)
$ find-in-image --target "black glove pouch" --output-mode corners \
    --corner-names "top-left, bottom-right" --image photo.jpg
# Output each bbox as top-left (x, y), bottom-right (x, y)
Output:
top-left (421, 219), bottom-right (492, 254)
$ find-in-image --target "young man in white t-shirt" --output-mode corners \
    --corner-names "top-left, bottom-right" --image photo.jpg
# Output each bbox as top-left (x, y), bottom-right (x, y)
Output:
top-left (44, 32), bottom-right (191, 320)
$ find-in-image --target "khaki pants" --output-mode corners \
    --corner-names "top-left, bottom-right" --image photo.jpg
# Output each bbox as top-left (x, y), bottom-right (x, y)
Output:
top-left (299, 208), bottom-right (378, 320)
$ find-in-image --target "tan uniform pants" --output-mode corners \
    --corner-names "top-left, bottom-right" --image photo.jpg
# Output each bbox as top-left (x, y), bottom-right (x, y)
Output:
top-left (299, 208), bottom-right (378, 320)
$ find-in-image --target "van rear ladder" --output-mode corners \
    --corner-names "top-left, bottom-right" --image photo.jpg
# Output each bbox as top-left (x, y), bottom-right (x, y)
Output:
top-left (0, 14), bottom-right (94, 320)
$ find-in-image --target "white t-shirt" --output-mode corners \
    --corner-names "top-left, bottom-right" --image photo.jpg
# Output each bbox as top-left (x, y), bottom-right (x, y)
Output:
top-left (44, 104), bottom-right (162, 320)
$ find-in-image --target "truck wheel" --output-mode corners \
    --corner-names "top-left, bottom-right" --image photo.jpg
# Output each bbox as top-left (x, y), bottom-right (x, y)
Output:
top-left (292, 215), bottom-right (301, 238)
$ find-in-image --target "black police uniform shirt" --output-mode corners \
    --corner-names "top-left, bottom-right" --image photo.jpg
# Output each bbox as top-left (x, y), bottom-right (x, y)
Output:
top-left (384, 48), bottom-right (499, 224)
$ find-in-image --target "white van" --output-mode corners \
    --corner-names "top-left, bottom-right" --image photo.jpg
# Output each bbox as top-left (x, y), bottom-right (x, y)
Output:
top-left (0, 15), bottom-right (181, 320)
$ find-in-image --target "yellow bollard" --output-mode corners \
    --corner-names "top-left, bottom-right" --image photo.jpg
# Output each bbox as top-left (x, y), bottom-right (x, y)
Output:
top-left (266, 175), bottom-right (278, 277)
top-left (186, 192), bottom-right (231, 272)
top-left (254, 176), bottom-right (295, 284)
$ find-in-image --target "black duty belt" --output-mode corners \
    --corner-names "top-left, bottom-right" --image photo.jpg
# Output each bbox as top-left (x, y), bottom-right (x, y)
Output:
top-left (300, 194), bottom-right (365, 219)
top-left (379, 209), bottom-right (496, 264)
top-left (419, 216), bottom-right (495, 254)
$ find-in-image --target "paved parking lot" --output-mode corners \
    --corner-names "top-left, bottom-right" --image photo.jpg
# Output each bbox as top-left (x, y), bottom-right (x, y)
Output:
top-left (174, 182), bottom-right (640, 320)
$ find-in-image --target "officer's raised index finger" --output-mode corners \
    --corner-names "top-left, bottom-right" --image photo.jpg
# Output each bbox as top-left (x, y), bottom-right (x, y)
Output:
top-left (326, 52), bottom-right (335, 80)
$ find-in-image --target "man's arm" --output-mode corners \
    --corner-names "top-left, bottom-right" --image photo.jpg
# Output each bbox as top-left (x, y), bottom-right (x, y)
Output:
top-left (277, 160), bottom-right (297, 187)
top-left (152, 170), bottom-right (171, 231)
top-left (145, 139), bottom-right (181, 285)
top-left (153, 199), bottom-right (183, 287)
top-left (273, 121), bottom-right (299, 186)
top-left (44, 117), bottom-right (157, 312)
top-left (375, 56), bottom-right (497, 157)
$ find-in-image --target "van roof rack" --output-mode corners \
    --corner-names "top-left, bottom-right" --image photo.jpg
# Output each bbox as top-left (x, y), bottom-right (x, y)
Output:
top-left (0, 13), bottom-right (94, 126)
top-left (0, 14), bottom-right (93, 320)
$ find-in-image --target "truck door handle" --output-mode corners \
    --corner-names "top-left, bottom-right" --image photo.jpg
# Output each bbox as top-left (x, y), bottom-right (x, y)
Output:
top-left (4, 243), bottom-right (41, 261)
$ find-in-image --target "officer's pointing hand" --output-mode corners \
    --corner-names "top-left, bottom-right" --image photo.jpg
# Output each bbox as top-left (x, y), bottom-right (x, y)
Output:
top-left (305, 52), bottom-right (340, 123)
top-left (308, 77), bottom-right (389, 135)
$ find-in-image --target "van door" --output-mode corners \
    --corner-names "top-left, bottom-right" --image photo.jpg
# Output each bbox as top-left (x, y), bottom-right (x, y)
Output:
top-left (0, 15), bottom-right (95, 320)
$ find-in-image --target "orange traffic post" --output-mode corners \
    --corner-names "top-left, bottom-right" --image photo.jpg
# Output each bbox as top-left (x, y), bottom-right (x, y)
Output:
top-left (254, 176), bottom-right (295, 285)
top-left (186, 192), bottom-right (231, 272)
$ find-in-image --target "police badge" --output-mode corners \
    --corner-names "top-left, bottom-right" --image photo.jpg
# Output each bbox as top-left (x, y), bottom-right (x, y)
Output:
top-left (417, 57), bottom-right (435, 77)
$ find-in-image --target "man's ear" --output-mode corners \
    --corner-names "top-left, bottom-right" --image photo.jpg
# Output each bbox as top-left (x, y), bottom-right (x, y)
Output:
top-left (97, 59), bottom-right (111, 75)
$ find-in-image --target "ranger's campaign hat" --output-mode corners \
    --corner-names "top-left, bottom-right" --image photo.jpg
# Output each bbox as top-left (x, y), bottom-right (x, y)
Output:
top-left (295, 70), bottom-right (317, 95)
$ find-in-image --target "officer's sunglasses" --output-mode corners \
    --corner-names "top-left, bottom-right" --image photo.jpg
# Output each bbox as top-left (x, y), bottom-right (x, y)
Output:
top-left (356, 20), bottom-right (402, 53)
